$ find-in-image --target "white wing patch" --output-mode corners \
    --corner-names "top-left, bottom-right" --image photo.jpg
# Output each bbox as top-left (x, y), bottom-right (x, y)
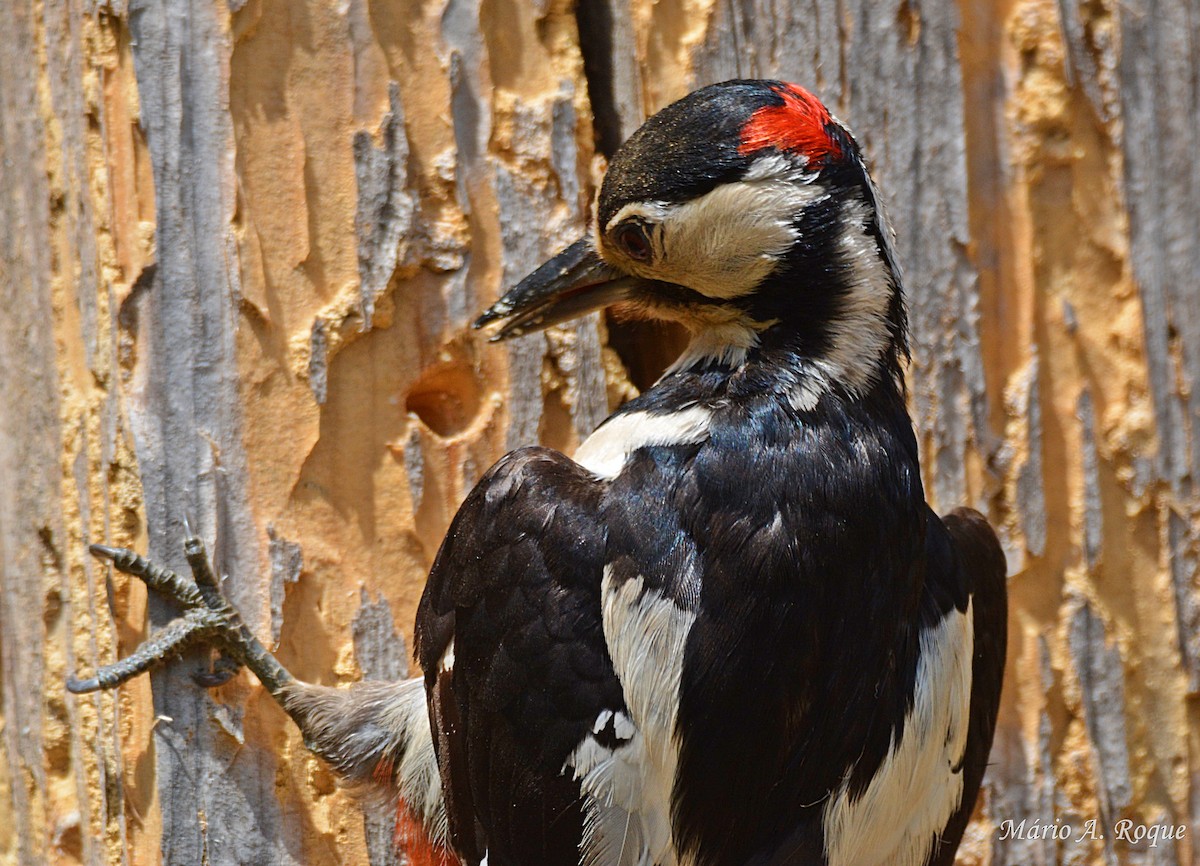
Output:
top-left (565, 717), bottom-right (660, 866)
top-left (574, 407), bottom-right (713, 479)
top-left (563, 570), bottom-right (699, 866)
top-left (822, 601), bottom-right (974, 866)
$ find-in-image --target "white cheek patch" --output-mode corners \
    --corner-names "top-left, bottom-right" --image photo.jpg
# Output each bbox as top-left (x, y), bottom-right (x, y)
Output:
top-left (656, 158), bottom-right (828, 300)
top-left (603, 154), bottom-right (827, 300)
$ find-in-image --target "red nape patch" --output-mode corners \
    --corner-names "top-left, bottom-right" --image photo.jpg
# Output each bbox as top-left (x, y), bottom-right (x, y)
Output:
top-left (738, 83), bottom-right (843, 165)
top-left (395, 801), bottom-right (460, 866)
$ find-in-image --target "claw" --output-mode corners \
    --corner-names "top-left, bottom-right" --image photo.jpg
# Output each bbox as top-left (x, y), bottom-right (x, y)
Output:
top-left (184, 535), bottom-right (219, 589)
top-left (66, 675), bottom-right (101, 694)
top-left (89, 543), bottom-right (124, 561)
top-left (87, 543), bottom-right (206, 608)
top-left (65, 608), bottom-right (224, 693)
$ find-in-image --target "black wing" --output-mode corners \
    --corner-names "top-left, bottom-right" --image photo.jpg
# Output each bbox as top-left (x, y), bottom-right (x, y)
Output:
top-left (414, 446), bottom-right (625, 866)
top-left (928, 507), bottom-right (1008, 866)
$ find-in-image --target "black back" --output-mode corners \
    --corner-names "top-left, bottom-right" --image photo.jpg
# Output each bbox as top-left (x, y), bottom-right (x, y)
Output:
top-left (415, 359), bottom-right (1007, 865)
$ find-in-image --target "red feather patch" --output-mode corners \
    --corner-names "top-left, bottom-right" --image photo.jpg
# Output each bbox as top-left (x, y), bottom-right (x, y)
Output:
top-left (395, 800), bottom-right (460, 866)
top-left (738, 83), bottom-right (842, 165)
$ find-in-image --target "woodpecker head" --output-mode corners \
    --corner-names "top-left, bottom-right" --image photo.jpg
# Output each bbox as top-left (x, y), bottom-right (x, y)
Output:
top-left (476, 79), bottom-right (908, 398)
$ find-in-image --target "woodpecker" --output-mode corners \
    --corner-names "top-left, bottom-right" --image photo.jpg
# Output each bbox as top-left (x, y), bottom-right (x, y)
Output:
top-left (71, 80), bottom-right (1006, 866)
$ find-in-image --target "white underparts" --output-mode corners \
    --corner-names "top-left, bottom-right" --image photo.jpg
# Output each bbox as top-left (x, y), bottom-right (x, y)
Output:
top-left (822, 601), bottom-right (974, 866)
top-left (574, 406), bottom-right (713, 479)
top-left (664, 318), bottom-right (761, 376)
top-left (283, 677), bottom-right (451, 852)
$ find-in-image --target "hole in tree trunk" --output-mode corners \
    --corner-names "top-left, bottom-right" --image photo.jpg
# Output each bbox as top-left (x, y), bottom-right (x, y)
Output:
top-left (406, 352), bottom-right (484, 438)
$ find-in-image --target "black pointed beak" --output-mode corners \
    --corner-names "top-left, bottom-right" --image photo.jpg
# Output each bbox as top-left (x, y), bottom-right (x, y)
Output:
top-left (473, 238), bottom-right (638, 341)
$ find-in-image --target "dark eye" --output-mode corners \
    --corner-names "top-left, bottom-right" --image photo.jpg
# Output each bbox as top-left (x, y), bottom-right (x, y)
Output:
top-left (615, 222), bottom-right (653, 262)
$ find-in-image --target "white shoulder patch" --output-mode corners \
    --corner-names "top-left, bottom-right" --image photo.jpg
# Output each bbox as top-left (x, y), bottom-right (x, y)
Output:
top-left (574, 406), bottom-right (713, 479)
top-left (602, 571), bottom-right (696, 775)
top-left (822, 601), bottom-right (974, 866)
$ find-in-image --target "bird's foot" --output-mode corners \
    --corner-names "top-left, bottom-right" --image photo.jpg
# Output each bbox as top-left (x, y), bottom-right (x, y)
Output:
top-left (67, 535), bottom-right (294, 699)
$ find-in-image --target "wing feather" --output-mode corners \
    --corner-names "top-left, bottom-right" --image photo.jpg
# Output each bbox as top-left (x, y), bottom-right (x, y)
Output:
top-left (928, 507), bottom-right (1008, 866)
top-left (415, 446), bottom-right (626, 866)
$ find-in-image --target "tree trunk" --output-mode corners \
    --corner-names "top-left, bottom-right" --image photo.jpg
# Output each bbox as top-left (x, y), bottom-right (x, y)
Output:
top-left (0, 1), bottom-right (1195, 864)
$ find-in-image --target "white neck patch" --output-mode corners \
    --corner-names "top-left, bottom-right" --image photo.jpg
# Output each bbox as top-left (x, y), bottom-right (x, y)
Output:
top-left (818, 199), bottom-right (896, 390)
top-left (784, 196), bottom-right (897, 410)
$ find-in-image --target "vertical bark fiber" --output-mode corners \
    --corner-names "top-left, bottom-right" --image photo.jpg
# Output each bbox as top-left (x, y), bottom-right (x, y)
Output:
top-left (0, 1), bottom-right (1195, 864)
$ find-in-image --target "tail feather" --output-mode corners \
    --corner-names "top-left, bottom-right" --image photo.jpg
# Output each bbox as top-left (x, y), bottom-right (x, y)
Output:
top-left (397, 801), bottom-right (459, 866)
top-left (282, 677), bottom-right (456, 862)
